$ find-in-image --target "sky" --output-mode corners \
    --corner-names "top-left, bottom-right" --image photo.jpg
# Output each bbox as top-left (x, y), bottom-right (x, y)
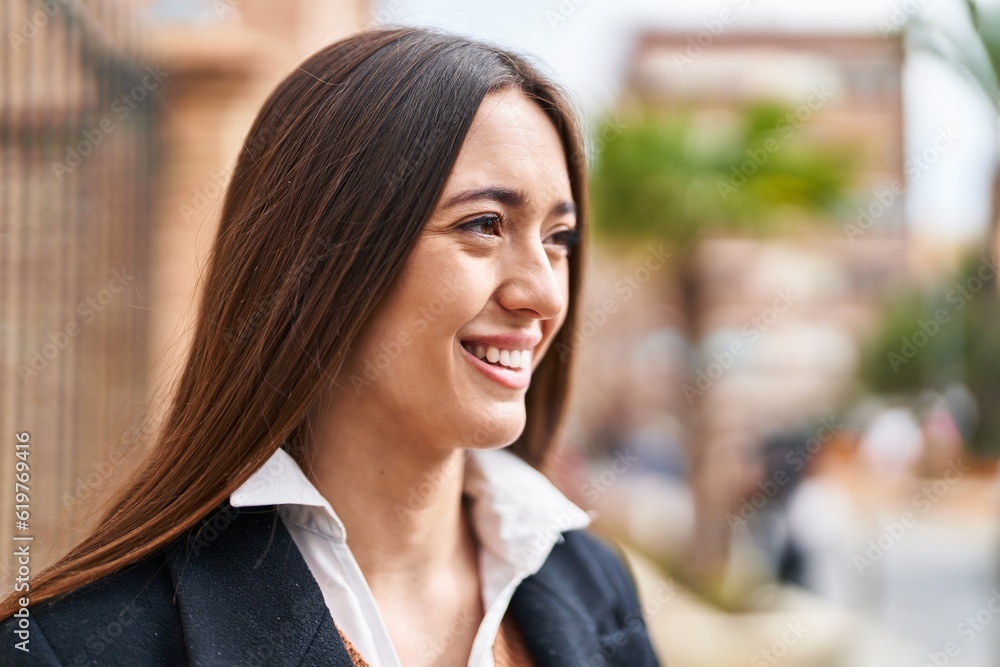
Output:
top-left (371, 0), bottom-right (1000, 244)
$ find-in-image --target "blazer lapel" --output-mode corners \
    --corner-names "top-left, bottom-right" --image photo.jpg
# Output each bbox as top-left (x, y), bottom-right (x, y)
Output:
top-left (508, 573), bottom-right (594, 667)
top-left (509, 534), bottom-right (660, 667)
top-left (164, 503), bottom-right (354, 667)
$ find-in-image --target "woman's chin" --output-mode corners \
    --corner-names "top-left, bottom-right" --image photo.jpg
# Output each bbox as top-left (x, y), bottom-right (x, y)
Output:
top-left (457, 405), bottom-right (526, 450)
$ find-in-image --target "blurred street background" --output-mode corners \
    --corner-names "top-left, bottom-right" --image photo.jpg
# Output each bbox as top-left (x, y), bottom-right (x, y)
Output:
top-left (5, 1), bottom-right (1000, 665)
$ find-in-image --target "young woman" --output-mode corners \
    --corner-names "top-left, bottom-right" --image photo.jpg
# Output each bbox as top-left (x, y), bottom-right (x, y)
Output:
top-left (1, 26), bottom-right (660, 666)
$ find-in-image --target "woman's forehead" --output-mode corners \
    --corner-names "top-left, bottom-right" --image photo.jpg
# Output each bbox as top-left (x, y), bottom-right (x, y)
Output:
top-left (442, 92), bottom-right (573, 208)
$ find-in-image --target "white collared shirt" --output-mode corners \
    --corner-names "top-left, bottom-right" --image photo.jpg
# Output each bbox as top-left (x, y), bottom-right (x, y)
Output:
top-left (229, 446), bottom-right (592, 667)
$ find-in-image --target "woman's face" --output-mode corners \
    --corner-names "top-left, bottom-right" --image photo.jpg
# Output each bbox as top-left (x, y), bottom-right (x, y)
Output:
top-left (340, 88), bottom-right (577, 451)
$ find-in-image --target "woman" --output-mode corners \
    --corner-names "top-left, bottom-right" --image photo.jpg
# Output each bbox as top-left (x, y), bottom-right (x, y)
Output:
top-left (1, 26), bottom-right (660, 666)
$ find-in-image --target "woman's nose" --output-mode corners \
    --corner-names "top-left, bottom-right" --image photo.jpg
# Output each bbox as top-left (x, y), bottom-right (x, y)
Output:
top-left (494, 239), bottom-right (566, 321)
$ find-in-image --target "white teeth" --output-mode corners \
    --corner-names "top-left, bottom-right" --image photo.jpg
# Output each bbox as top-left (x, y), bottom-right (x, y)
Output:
top-left (465, 342), bottom-right (532, 370)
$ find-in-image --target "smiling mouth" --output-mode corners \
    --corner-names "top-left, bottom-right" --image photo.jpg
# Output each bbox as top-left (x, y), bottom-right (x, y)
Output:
top-left (460, 340), bottom-right (532, 371)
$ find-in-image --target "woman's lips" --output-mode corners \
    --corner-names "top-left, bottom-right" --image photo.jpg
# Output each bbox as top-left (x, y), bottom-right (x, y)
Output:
top-left (459, 341), bottom-right (531, 390)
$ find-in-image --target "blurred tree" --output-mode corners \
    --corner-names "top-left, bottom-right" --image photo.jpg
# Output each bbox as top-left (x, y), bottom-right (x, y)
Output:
top-left (860, 251), bottom-right (1000, 457)
top-left (588, 102), bottom-right (859, 592)
top-left (909, 0), bottom-right (1000, 248)
top-left (909, 1), bottom-right (1000, 110)
top-left (906, 1), bottom-right (1000, 621)
top-left (590, 104), bottom-right (857, 337)
top-left (591, 104), bottom-right (854, 246)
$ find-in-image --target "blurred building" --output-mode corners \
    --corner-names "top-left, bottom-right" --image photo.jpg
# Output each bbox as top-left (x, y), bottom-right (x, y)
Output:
top-left (629, 31), bottom-right (907, 444)
top-left (562, 32), bottom-right (912, 578)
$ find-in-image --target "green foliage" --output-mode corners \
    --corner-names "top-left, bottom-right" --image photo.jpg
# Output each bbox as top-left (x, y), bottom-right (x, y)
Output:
top-left (890, 2), bottom-right (1000, 455)
top-left (859, 251), bottom-right (1000, 455)
top-left (589, 104), bottom-right (859, 248)
top-left (908, 0), bottom-right (1000, 110)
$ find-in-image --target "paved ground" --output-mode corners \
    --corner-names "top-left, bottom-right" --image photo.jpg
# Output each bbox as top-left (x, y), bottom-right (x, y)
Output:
top-left (608, 466), bottom-right (1000, 666)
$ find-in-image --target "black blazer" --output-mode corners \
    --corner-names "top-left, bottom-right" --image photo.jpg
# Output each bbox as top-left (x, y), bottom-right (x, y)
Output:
top-left (1, 504), bottom-right (661, 666)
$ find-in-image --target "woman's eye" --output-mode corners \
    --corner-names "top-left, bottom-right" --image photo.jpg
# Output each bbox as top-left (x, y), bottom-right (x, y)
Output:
top-left (458, 214), bottom-right (502, 237)
top-left (547, 228), bottom-right (581, 252)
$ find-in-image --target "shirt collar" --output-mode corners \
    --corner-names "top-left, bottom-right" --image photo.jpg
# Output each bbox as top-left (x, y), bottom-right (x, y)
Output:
top-left (463, 447), bottom-right (592, 572)
top-left (229, 446), bottom-right (592, 573)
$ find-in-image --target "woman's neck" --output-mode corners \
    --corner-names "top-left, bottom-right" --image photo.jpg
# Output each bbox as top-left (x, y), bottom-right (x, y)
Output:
top-left (302, 403), bottom-right (479, 594)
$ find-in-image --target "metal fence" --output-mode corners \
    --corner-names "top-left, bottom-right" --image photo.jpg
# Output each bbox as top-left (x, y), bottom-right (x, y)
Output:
top-left (0, 0), bottom-right (161, 584)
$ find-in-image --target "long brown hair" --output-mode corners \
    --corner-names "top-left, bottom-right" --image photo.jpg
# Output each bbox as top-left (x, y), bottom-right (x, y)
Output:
top-left (1, 25), bottom-right (589, 618)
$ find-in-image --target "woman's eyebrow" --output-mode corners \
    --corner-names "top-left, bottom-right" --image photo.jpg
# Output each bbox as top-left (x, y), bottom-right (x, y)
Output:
top-left (441, 186), bottom-right (576, 217)
top-left (552, 200), bottom-right (576, 217)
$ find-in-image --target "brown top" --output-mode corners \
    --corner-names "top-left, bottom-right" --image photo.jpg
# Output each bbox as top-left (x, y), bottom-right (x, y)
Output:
top-left (492, 609), bottom-right (536, 666)
top-left (336, 495), bottom-right (535, 665)
top-left (337, 627), bottom-right (371, 667)
top-left (335, 610), bottom-right (535, 666)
